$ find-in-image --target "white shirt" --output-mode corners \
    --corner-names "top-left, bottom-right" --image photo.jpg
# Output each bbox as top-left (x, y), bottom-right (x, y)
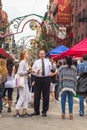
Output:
top-left (5, 72), bottom-right (15, 88)
top-left (32, 58), bottom-right (52, 77)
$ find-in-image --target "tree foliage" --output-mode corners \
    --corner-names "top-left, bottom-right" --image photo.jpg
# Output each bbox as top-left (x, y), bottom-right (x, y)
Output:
top-left (36, 33), bottom-right (56, 53)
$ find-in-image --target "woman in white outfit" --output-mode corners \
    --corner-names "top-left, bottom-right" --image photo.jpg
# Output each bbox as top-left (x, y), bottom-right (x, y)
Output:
top-left (14, 50), bottom-right (30, 117)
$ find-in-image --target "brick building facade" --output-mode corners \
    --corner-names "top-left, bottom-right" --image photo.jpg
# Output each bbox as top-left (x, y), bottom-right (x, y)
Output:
top-left (72, 0), bottom-right (87, 45)
top-left (0, 0), bottom-right (8, 35)
top-left (0, 0), bottom-right (9, 47)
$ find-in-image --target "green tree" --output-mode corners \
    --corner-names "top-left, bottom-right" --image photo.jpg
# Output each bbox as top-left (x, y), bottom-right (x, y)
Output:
top-left (28, 33), bottom-right (58, 60)
top-left (36, 33), bottom-right (56, 53)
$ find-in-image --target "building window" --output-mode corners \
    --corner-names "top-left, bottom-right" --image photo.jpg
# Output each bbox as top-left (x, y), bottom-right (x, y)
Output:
top-left (76, 0), bottom-right (78, 9)
top-left (86, 33), bottom-right (87, 37)
top-left (81, 34), bottom-right (84, 40)
top-left (78, 12), bottom-right (81, 19)
top-left (79, 0), bottom-right (81, 6)
top-left (74, 39), bottom-right (76, 44)
top-left (83, 9), bottom-right (85, 18)
top-left (72, 0), bottom-right (74, 8)
top-left (72, 14), bottom-right (74, 23)
top-left (75, 16), bottom-right (77, 23)
top-left (75, 16), bottom-right (79, 30)
top-left (78, 12), bottom-right (81, 26)
top-left (78, 36), bottom-right (80, 42)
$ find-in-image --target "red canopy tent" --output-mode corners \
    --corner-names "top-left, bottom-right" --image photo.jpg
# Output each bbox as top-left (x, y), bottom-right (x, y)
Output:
top-left (53, 38), bottom-right (87, 60)
top-left (0, 48), bottom-right (12, 58)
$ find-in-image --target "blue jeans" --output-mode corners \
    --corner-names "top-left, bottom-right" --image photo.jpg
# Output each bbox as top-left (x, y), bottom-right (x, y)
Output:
top-left (61, 91), bottom-right (73, 114)
top-left (0, 88), bottom-right (5, 113)
top-left (79, 96), bottom-right (84, 114)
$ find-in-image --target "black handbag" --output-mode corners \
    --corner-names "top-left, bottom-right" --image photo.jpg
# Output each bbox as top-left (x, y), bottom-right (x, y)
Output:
top-left (77, 72), bottom-right (87, 96)
top-left (50, 62), bottom-right (59, 83)
top-left (50, 69), bottom-right (56, 83)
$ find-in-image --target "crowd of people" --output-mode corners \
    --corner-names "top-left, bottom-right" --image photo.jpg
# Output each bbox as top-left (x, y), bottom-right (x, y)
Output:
top-left (0, 49), bottom-right (87, 120)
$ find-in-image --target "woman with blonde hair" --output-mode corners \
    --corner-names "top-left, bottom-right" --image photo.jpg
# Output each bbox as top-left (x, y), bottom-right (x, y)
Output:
top-left (4, 58), bottom-right (14, 113)
top-left (0, 58), bottom-right (7, 117)
top-left (14, 49), bottom-right (30, 117)
top-left (1, 59), bottom-right (7, 74)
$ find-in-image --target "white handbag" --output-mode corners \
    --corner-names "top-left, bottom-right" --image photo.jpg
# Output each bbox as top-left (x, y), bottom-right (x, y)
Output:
top-left (15, 74), bottom-right (25, 88)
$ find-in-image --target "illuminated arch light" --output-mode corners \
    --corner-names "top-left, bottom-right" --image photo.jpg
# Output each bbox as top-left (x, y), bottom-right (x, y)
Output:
top-left (29, 20), bottom-right (38, 30)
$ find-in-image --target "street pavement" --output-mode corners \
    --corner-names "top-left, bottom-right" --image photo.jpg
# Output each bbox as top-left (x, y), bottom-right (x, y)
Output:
top-left (0, 90), bottom-right (87, 130)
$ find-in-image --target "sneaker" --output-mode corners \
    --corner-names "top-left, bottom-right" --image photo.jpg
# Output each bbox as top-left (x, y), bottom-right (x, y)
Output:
top-left (3, 102), bottom-right (8, 108)
top-left (79, 113), bottom-right (84, 116)
top-left (4, 104), bottom-right (8, 108)
top-left (54, 99), bottom-right (59, 103)
top-left (7, 108), bottom-right (11, 113)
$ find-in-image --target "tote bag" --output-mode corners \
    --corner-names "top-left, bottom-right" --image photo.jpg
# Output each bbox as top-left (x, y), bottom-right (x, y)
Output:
top-left (15, 74), bottom-right (25, 88)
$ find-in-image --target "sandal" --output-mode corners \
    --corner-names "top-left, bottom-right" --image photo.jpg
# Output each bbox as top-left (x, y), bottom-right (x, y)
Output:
top-left (22, 113), bottom-right (31, 117)
top-left (13, 113), bottom-right (21, 117)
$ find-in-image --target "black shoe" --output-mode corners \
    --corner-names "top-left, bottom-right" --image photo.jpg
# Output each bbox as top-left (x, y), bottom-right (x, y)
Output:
top-left (30, 112), bottom-right (40, 116)
top-left (8, 108), bottom-right (11, 113)
top-left (79, 113), bottom-right (84, 116)
top-left (42, 112), bottom-right (47, 117)
top-left (79, 112), bottom-right (84, 116)
top-left (21, 113), bottom-right (31, 117)
top-left (13, 113), bottom-right (22, 117)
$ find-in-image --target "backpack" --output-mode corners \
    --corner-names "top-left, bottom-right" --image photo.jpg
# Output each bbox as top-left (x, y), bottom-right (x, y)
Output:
top-left (77, 72), bottom-right (87, 96)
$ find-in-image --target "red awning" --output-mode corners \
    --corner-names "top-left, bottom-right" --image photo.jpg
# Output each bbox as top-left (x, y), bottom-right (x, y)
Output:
top-left (0, 48), bottom-right (12, 58)
top-left (53, 38), bottom-right (87, 60)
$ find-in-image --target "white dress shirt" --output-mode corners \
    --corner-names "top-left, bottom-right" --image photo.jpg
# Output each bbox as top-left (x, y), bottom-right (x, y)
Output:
top-left (32, 58), bottom-right (52, 77)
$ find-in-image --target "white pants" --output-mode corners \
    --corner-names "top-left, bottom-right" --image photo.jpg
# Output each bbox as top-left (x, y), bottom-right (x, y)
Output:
top-left (16, 83), bottom-right (30, 110)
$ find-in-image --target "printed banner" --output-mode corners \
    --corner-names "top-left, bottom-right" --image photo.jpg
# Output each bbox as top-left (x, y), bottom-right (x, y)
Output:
top-left (57, 0), bottom-right (71, 25)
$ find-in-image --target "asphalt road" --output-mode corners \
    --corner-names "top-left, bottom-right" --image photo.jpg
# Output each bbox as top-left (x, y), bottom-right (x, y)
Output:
top-left (0, 91), bottom-right (87, 130)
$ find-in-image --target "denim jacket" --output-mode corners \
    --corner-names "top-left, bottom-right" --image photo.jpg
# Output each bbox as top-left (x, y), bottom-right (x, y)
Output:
top-left (77, 61), bottom-right (87, 74)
